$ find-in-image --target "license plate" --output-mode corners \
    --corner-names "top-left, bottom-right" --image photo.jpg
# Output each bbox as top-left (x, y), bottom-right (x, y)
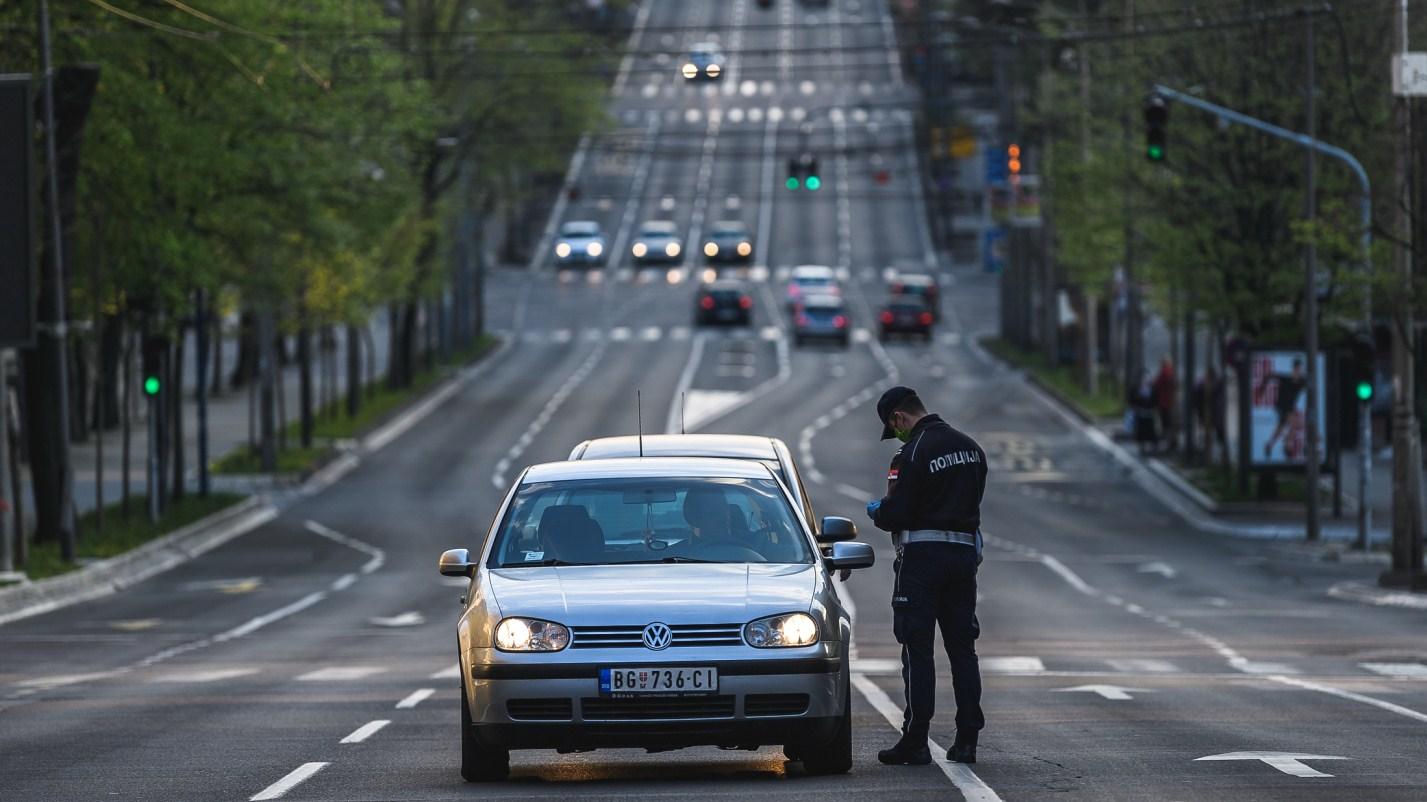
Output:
top-left (599, 667), bottom-right (718, 696)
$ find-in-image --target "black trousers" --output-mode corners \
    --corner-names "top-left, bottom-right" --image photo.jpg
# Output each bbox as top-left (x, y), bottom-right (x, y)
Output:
top-left (892, 541), bottom-right (983, 738)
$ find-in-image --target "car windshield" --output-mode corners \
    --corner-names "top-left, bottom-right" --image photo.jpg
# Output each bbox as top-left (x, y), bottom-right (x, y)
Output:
top-left (712, 226), bottom-right (745, 237)
top-left (489, 477), bottom-right (813, 568)
top-left (560, 222), bottom-right (599, 237)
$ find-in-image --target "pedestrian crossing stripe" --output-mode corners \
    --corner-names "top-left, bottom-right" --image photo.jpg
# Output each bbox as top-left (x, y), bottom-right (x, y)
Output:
top-left (617, 104), bottom-right (914, 128)
top-left (1360, 662), bottom-right (1427, 677)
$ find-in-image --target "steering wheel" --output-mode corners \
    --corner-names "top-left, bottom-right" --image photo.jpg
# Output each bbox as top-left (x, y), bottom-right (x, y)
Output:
top-left (689, 540), bottom-right (768, 563)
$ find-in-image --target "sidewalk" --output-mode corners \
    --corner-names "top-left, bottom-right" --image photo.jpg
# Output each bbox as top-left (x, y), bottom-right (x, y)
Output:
top-left (19, 315), bottom-right (393, 531)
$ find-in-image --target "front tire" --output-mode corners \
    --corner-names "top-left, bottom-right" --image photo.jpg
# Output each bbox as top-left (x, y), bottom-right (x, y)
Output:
top-left (799, 681), bottom-right (852, 775)
top-left (461, 679), bottom-right (510, 782)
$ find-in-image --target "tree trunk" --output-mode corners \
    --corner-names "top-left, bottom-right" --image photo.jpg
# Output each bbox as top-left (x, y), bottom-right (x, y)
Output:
top-left (298, 316), bottom-right (314, 449)
top-left (387, 303), bottom-right (403, 389)
top-left (170, 328), bottom-right (185, 501)
top-left (258, 310), bottom-right (277, 472)
top-left (95, 314), bottom-right (122, 430)
top-left (120, 325), bottom-right (133, 518)
top-left (209, 302), bottom-right (223, 397)
top-left (231, 310), bottom-right (256, 390)
top-left (346, 323), bottom-right (362, 417)
top-left (363, 322), bottom-right (378, 400)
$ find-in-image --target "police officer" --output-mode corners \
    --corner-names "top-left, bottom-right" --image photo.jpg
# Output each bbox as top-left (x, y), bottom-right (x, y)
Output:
top-left (866, 386), bottom-right (986, 765)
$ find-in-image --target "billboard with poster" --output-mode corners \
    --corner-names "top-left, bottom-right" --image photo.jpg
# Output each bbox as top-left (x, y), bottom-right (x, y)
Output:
top-left (1250, 350), bottom-right (1327, 467)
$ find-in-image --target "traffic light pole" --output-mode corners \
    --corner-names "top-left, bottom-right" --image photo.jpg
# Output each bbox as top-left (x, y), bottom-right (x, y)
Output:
top-left (1151, 84), bottom-right (1374, 549)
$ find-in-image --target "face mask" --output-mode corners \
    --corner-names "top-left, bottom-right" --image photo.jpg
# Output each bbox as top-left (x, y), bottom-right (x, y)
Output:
top-left (892, 420), bottom-right (911, 442)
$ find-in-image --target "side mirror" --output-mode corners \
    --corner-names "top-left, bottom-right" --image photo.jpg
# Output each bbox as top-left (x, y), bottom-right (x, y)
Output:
top-left (823, 541), bottom-right (875, 572)
top-left (438, 548), bottom-right (475, 577)
top-left (817, 516), bottom-right (858, 544)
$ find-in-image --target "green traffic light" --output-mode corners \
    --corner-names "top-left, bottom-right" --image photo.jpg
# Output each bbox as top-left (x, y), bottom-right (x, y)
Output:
top-left (144, 376), bottom-right (161, 396)
top-left (805, 175), bottom-right (822, 191)
top-left (785, 176), bottom-right (800, 190)
top-left (1356, 381), bottom-right (1373, 401)
top-left (1147, 144), bottom-right (1165, 161)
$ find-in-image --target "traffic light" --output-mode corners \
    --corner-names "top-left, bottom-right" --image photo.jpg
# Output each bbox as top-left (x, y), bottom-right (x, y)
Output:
top-left (141, 336), bottom-right (164, 397)
top-left (786, 153), bottom-right (819, 190)
top-left (1351, 337), bottom-right (1375, 402)
top-left (1144, 93), bottom-right (1168, 162)
top-left (1007, 143), bottom-right (1022, 177)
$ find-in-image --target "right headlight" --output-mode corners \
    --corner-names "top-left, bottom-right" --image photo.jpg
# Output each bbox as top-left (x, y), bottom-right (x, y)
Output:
top-left (555, 242), bottom-right (572, 258)
top-left (632, 242), bottom-right (648, 258)
top-left (494, 617), bottom-right (571, 652)
top-left (744, 612), bottom-right (819, 648)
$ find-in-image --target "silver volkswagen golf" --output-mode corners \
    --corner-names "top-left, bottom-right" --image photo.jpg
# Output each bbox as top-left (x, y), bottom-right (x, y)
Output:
top-left (438, 456), bottom-right (875, 781)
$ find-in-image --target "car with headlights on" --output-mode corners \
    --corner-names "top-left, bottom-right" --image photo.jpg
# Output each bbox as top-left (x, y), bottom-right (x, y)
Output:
top-left (631, 220), bottom-right (683, 265)
top-left (554, 221), bottom-right (606, 267)
top-left (703, 220), bottom-right (754, 263)
top-left (682, 42), bottom-right (725, 80)
top-left (438, 457), bottom-right (874, 781)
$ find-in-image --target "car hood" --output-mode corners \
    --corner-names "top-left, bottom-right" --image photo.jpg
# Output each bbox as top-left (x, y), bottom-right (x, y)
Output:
top-left (487, 563), bottom-right (815, 623)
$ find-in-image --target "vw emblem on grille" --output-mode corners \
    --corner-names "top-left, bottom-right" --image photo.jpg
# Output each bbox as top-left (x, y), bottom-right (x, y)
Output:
top-left (642, 622), bottom-right (673, 650)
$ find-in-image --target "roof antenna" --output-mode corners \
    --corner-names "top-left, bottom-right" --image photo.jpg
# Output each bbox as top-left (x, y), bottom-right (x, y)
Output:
top-left (637, 391), bottom-right (644, 457)
top-left (681, 391), bottom-right (687, 435)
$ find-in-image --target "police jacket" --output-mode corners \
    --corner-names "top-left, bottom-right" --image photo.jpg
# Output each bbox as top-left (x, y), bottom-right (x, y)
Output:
top-left (872, 414), bottom-right (987, 534)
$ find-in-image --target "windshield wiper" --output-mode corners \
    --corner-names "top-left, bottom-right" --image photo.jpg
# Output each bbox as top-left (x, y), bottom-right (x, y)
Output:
top-left (623, 556), bottom-right (721, 564)
top-left (505, 558), bottom-right (589, 567)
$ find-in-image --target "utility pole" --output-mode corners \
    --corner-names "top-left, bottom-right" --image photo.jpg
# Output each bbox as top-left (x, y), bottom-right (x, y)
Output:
top-left (195, 288), bottom-right (210, 496)
top-left (36, 0), bottom-right (76, 559)
top-left (1385, 0), bottom-right (1426, 588)
top-left (1077, 1), bottom-right (1098, 397)
top-left (1304, 6), bottom-right (1321, 542)
top-left (0, 352), bottom-right (14, 576)
top-left (1122, 0), bottom-right (1142, 390)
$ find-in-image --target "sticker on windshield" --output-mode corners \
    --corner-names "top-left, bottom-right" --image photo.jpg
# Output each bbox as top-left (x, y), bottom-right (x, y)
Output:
top-left (523, 551), bottom-right (545, 562)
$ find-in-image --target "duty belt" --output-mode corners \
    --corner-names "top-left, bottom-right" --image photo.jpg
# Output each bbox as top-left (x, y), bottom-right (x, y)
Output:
top-left (899, 529), bottom-right (977, 547)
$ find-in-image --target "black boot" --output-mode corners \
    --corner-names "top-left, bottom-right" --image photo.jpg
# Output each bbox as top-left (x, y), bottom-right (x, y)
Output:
top-left (877, 734), bottom-right (931, 766)
top-left (946, 730), bottom-right (977, 764)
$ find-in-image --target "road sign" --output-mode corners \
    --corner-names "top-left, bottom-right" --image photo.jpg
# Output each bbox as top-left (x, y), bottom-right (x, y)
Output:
top-left (1392, 53), bottom-right (1427, 96)
top-left (1194, 752), bottom-right (1348, 778)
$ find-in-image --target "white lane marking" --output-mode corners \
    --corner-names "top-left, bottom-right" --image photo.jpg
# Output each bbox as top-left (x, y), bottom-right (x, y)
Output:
top-left (340, 719), bottom-right (391, 744)
top-left (982, 656), bottom-right (1046, 674)
top-left (490, 342), bottom-right (607, 489)
top-left (666, 334), bottom-right (708, 434)
top-left (368, 611), bottom-right (424, 628)
top-left (431, 663), bottom-right (461, 680)
top-left (1137, 561), bottom-right (1178, 579)
top-left (851, 673), bottom-right (1004, 801)
top-left (835, 482), bottom-right (869, 502)
top-left (396, 688), bottom-right (436, 709)
top-left (1328, 581), bottom-right (1427, 609)
top-left (1269, 674), bottom-right (1427, 724)
top-left (1054, 684), bottom-right (1152, 701)
top-left (1360, 662), bottom-right (1427, 677)
top-left (609, 326), bottom-right (631, 342)
top-left (754, 114), bottom-right (777, 268)
top-left (304, 520), bottom-right (385, 574)
top-left (609, 0), bottom-right (652, 97)
top-left (639, 326), bottom-right (661, 342)
top-left (16, 672), bottom-right (122, 690)
top-left (1194, 751), bottom-right (1348, 779)
top-left (1106, 658), bottom-right (1180, 673)
top-left (181, 576), bottom-right (263, 593)
top-left (331, 573), bottom-right (358, 592)
top-left (251, 762), bottom-right (329, 801)
top-left (849, 658), bottom-right (901, 674)
top-left (298, 666), bottom-right (387, 682)
top-left (669, 326), bottom-right (691, 341)
top-left (151, 668), bottom-right (258, 683)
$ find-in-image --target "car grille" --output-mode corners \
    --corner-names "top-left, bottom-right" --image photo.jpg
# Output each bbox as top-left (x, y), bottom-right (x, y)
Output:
top-left (570, 624), bottom-right (743, 649)
top-left (745, 693), bottom-right (809, 717)
top-left (581, 695), bottom-right (736, 721)
top-left (506, 698), bottom-right (574, 721)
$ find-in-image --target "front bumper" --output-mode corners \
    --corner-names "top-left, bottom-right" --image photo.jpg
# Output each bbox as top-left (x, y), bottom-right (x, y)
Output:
top-left (463, 652), bottom-right (844, 750)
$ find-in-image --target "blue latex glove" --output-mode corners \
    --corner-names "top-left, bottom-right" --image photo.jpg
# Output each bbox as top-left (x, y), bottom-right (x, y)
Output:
top-left (866, 499), bottom-right (881, 520)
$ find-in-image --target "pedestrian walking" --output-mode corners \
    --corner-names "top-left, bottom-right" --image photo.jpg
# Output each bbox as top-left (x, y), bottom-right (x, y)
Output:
top-left (1130, 372), bottom-right (1158, 453)
top-left (866, 386), bottom-right (986, 766)
top-left (1152, 356), bottom-right (1177, 452)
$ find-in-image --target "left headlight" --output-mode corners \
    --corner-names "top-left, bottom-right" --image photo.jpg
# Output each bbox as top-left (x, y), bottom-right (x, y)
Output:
top-left (585, 241), bottom-right (603, 257)
top-left (494, 617), bottom-right (571, 652)
top-left (736, 241), bottom-right (752, 257)
top-left (744, 612), bottom-right (819, 648)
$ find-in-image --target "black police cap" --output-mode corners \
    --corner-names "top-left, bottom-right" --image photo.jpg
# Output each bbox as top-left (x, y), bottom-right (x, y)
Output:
top-left (876, 385), bottom-right (919, 440)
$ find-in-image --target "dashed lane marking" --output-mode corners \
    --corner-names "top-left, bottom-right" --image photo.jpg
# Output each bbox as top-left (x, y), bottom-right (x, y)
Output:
top-left (151, 668), bottom-right (258, 683)
top-left (396, 688), bottom-right (435, 709)
top-left (431, 663), bottom-right (461, 680)
top-left (1360, 662), bottom-right (1427, 678)
top-left (297, 667), bottom-right (387, 682)
top-left (340, 719), bottom-right (391, 744)
top-left (982, 656), bottom-right (1047, 674)
top-left (109, 619), bottom-right (162, 632)
top-left (251, 762), bottom-right (329, 801)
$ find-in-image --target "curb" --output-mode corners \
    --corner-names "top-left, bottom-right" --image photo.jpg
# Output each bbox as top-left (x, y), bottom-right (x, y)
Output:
top-left (1327, 581), bottom-right (1427, 610)
top-left (0, 497), bottom-right (278, 626)
top-left (0, 337), bottom-right (511, 627)
top-left (980, 342), bottom-right (1392, 544)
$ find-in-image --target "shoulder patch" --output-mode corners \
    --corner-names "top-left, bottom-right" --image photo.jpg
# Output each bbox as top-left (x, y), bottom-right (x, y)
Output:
top-left (887, 468), bottom-right (899, 480)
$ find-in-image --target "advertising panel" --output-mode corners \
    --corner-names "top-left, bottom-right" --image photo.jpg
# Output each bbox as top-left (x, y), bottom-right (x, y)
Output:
top-left (1250, 350), bottom-right (1327, 468)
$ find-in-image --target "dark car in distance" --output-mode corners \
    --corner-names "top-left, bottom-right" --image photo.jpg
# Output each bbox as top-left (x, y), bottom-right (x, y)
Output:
top-left (695, 280), bottom-right (754, 326)
top-left (887, 272), bottom-right (940, 320)
top-left (878, 295), bottom-right (934, 341)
